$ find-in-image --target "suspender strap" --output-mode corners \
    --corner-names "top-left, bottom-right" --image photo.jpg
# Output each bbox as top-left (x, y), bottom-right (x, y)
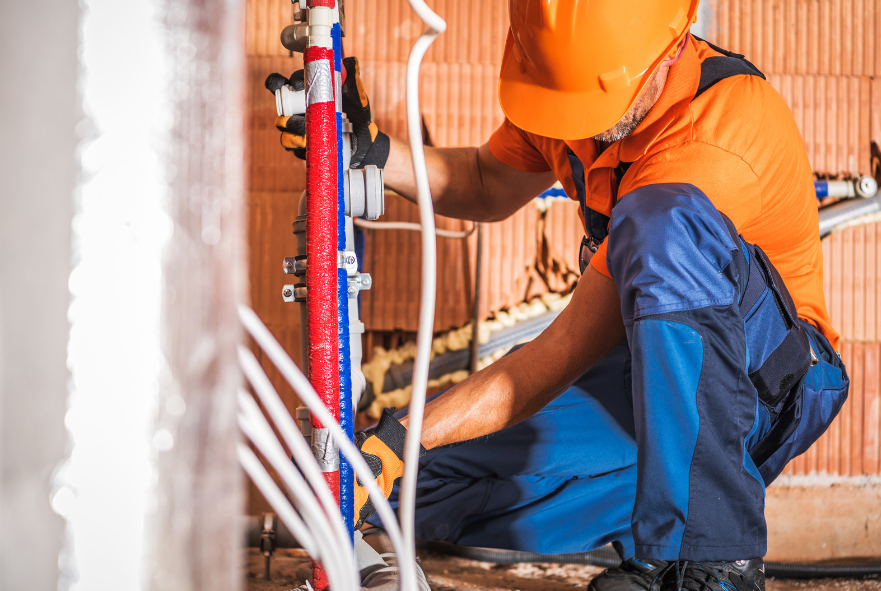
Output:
top-left (692, 36), bottom-right (766, 100)
top-left (567, 148), bottom-right (611, 251)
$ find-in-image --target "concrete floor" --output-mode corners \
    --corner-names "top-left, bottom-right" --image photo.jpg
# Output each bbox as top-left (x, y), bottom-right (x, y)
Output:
top-left (243, 549), bottom-right (881, 591)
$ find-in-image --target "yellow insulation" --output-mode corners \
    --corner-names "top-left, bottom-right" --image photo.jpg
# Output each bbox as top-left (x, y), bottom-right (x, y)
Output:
top-left (363, 291), bottom-right (574, 419)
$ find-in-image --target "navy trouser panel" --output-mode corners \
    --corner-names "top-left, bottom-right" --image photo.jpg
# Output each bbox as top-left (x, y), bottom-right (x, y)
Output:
top-left (369, 341), bottom-right (639, 557)
top-left (606, 182), bottom-right (833, 561)
top-left (607, 184), bottom-right (768, 560)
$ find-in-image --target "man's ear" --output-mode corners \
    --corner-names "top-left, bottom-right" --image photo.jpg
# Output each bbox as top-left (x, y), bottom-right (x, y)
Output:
top-left (660, 33), bottom-right (689, 67)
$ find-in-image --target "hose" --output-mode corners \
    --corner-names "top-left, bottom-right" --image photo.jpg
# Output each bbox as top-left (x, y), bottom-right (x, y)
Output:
top-left (397, 2), bottom-right (446, 591)
top-left (420, 541), bottom-right (622, 568)
top-left (354, 218), bottom-right (476, 239)
top-left (421, 543), bottom-right (881, 579)
top-left (764, 560), bottom-right (881, 579)
top-left (818, 193), bottom-right (881, 238)
top-left (238, 396), bottom-right (356, 591)
top-left (373, 308), bottom-right (562, 395)
top-left (238, 305), bottom-right (412, 590)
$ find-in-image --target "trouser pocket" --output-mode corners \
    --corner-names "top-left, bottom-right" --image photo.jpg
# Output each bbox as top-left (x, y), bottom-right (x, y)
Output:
top-left (751, 322), bottom-right (849, 484)
top-left (718, 215), bottom-right (845, 483)
top-left (738, 242), bottom-right (813, 413)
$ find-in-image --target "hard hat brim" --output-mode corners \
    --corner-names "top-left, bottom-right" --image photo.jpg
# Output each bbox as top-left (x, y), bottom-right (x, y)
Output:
top-left (498, 33), bottom-right (663, 141)
top-left (498, 0), bottom-right (697, 142)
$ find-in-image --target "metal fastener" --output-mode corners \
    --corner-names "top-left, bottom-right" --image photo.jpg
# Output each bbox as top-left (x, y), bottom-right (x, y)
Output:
top-left (282, 285), bottom-right (295, 302)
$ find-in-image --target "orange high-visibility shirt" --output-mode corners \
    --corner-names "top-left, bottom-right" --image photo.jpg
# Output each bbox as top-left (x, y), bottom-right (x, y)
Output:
top-left (489, 35), bottom-right (838, 350)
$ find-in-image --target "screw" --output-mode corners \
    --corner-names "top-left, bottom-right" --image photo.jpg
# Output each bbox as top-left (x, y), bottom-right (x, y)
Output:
top-left (283, 288), bottom-right (293, 298)
top-left (284, 261), bottom-right (293, 268)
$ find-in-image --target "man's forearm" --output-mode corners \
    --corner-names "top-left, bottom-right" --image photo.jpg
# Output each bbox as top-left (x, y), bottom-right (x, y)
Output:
top-left (383, 136), bottom-right (557, 223)
top-left (402, 267), bottom-right (626, 449)
top-left (383, 136), bottom-right (494, 221)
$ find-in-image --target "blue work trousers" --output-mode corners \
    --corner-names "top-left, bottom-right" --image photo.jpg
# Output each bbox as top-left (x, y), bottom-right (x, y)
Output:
top-left (372, 184), bottom-right (848, 562)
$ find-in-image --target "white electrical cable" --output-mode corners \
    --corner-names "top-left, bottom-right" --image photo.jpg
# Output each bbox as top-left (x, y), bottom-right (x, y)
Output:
top-left (238, 422), bottom-right (353, 591)
top-left (238, 393), bottom-right (358, 591)
top-left (237, 444), bottom-right (318, 557)
top-left (237, 305), bottom-right (412, 585)
top-left (399, 3), bottom-right (447, 591)
top-left (354, 218), bottom-right (476, 239)
top-left (238, 349), bottom-right (352, 552)
top-left (236, 388), bottom-right (350, 555)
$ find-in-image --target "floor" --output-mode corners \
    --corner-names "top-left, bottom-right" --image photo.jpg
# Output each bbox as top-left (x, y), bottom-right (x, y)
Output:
top-left (243, 549), bottom-right (881, 591)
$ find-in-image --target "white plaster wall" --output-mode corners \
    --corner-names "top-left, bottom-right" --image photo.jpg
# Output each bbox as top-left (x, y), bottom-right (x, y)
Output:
top-left (0, 0), bottom-right (78, 588)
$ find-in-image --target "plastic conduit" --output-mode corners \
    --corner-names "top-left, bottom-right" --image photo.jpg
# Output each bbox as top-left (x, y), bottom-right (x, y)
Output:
top-left (331, 10), bottom-right (354, 543)
top-left (304, 4), bottom-right (339, 588)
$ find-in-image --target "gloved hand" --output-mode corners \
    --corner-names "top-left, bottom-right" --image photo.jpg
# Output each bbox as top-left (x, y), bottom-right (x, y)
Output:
top-left (353, 408), bottom-right (423, 530)
top-left (264, 56), bottom-right (390, 169)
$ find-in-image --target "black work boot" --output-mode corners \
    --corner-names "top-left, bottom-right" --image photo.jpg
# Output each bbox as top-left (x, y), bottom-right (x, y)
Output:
top-left (650, 560), bottom-right (765, 591)
top-left (588, 559), bottom-right (669, 591)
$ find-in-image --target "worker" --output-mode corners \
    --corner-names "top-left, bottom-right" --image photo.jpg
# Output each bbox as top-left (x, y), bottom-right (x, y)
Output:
top-left (266, 2), bottom-right (849, 590)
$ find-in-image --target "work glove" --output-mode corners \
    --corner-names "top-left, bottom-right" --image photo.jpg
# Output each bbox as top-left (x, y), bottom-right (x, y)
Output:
top-left (353, 408), bottom-right (424, 530)
top-left (264, 56), bottom-right (390, 169)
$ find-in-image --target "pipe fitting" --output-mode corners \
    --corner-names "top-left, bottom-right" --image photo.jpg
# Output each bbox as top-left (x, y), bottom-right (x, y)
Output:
top-left (307, 6), bottom-right (334, 49)
top-left (344, 166), bottom-right (384, 220)
top-left (856, 175), bottom-right (879, 198)
top-left (275, 83), bottom-right (306, 117)
top-left (280, 23), bottom-right (310, 53)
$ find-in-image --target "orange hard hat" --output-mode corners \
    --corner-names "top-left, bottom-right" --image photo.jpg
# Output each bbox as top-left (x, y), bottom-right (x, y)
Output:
top-left (499, 0), bottom-right (699, 140)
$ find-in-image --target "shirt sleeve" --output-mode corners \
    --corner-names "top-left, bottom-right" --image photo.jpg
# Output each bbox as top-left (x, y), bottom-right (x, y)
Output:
top-left (589, 241), bottom-right (612, 278)
top-left (626, 142), bottom-right (763, 230)
top-left (488, 118), bottom-right (553, 173)
top-left (589, 142), bottom-right (763, 280)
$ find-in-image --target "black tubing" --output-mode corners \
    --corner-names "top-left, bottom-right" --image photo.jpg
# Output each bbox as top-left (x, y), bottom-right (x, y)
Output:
top-left (765, 560), bottom-right (881, 579)
top-left (421, 542), bottom-right (881, 580)
top-left (420, 541), bottom-right (621, 568)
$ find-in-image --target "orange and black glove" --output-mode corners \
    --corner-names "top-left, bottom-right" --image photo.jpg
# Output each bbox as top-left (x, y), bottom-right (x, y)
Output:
top-left (264, 68), bottom-right (307, 158)
top-left (264, 56), bottom-right (390, 169)
top-left (353, 408), bottom-right (424, 530)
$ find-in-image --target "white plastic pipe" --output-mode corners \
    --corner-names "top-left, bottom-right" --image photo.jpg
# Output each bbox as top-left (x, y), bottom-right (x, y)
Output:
top-left (238, 349), bottom-right (350, 553)
top-left (237, 305), bottom-right (412, 584)
top-left (237, 389), bottom-right (348, 552)
top-left (354, 218), bottom-right (476, 239)
top-left (399, 3), bottom-right (447, 591)
top-left (238, 394), bottom-right (357, 591)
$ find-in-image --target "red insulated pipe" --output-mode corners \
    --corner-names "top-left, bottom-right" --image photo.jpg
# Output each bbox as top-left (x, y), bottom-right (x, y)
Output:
top-left (304, 32), bottom-right (339, 591)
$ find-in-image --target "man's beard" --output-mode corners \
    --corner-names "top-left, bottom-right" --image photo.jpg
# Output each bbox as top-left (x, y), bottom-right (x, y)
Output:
top-left (592, 67), bottom-right (668, 143)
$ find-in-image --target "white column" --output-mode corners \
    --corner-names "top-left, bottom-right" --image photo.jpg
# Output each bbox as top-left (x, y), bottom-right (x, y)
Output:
top-left (59, 0), bottom-right (245, 589)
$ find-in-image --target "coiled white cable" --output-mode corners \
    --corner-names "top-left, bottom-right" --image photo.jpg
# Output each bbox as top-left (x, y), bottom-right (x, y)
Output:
top-left (399, 3), bottom-right (447, 591)
top-left (238, 352), bottom-right (354, 566)
top-left (238, 392), bottom-right (357, 591)
top-left (238, 305), bottom-right (413, 590)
